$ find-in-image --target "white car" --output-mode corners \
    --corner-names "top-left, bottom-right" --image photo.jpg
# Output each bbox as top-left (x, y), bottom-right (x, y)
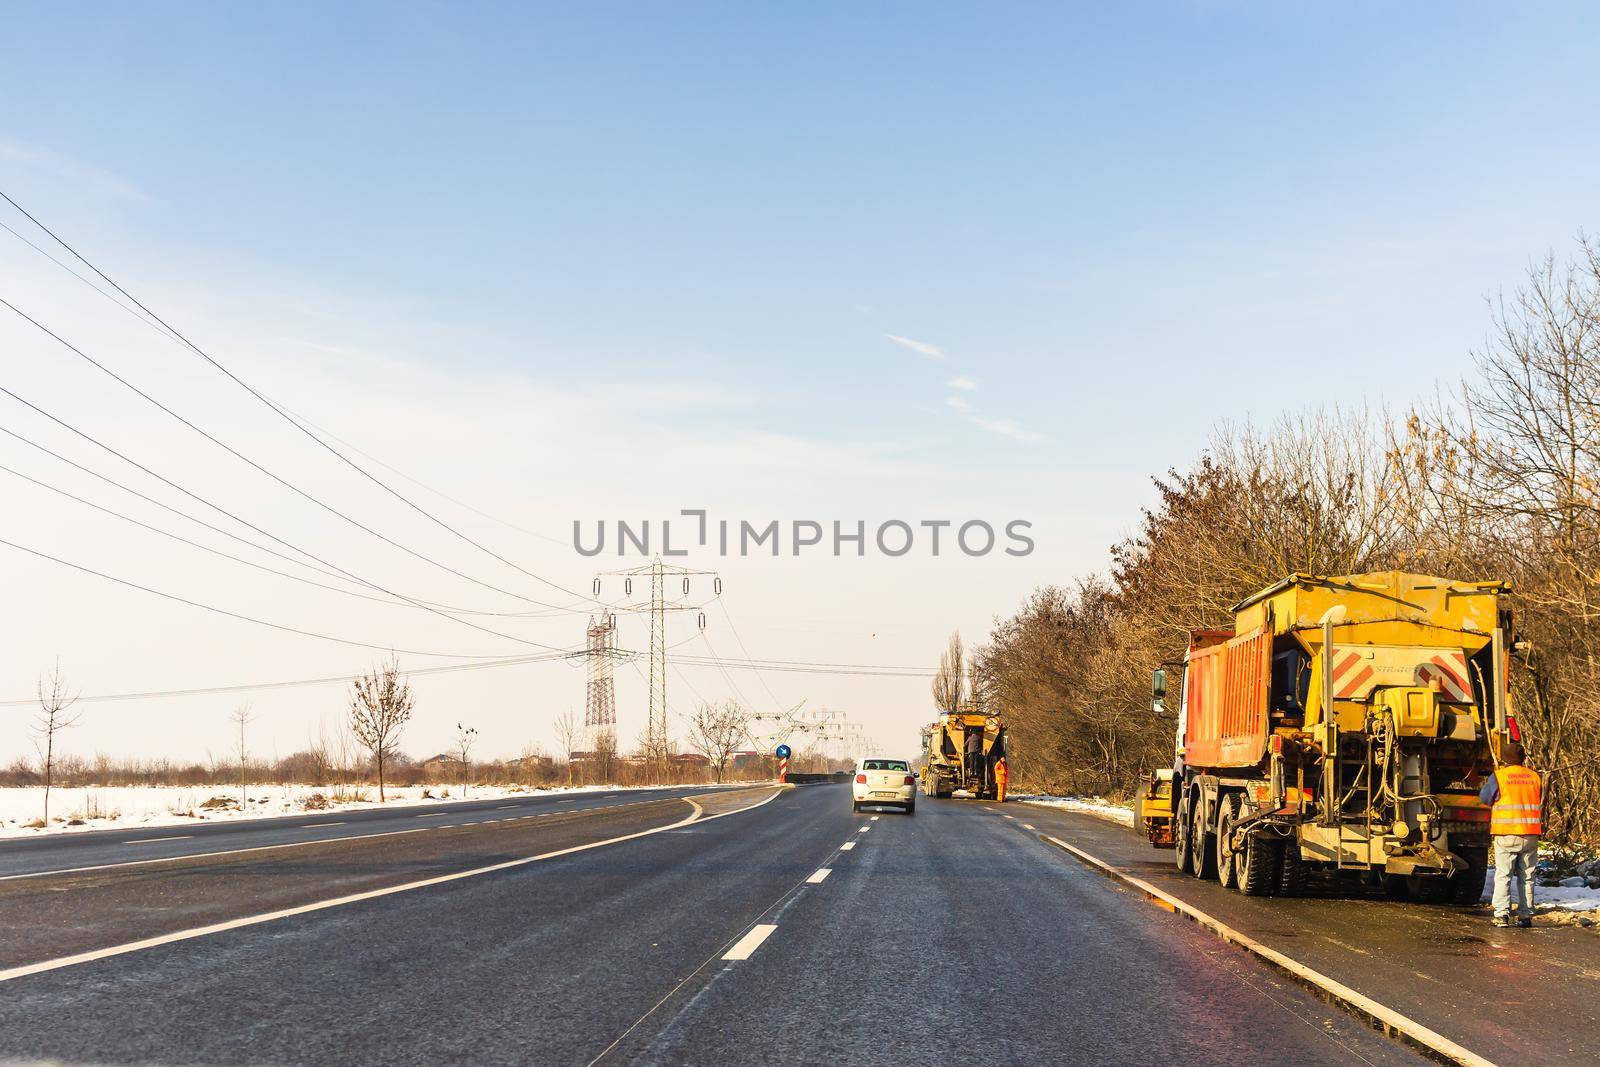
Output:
top-left (852, 758), bottom-right (916, 814)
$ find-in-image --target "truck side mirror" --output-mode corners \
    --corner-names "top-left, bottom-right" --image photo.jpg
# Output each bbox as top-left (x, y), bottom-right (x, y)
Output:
top-left (1152, 668), bottom-right (1167, 702)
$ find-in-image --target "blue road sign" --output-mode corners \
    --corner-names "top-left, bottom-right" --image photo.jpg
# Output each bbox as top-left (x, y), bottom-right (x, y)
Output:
top-left (775, 744), bottom-right (791, 759)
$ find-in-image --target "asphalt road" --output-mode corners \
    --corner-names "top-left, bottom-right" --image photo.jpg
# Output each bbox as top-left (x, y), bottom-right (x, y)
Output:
top-left (0, 783), bottom-right (1449, 1066)
top-left (0, 785), bottom-right (723, 879)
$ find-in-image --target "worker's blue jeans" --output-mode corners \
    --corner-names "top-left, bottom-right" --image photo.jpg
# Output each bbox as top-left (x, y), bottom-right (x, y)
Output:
top-left (1491, 834), bottom-right (1539, 919)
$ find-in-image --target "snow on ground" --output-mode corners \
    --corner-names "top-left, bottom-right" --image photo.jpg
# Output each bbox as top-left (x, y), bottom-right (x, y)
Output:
top-left (1482, 865), bottom-right (1600, 921)
top-left (1014, 793), bottom-right (1137, 828)
top-left (0, 782), bottom-right (673, 838)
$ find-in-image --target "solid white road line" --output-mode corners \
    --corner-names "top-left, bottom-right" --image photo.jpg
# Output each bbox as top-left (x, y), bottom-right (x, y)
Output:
top-left (123, 836), bottom-right (192, 844)
top-left (806, 868), bottom-right (831, 884)
top-left (839, 841), bottom-right (856, 851)
top-left (1041, 835), bottom-right (1495, 1067)
top-left (0, 788), bottom-right (785, 985)
top-left (721, 923), bottom-right (778, 961)
top-left (0, 798), bottom-right (678, 884)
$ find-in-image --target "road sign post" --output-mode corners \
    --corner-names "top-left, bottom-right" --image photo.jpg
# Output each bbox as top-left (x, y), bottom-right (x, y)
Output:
top-left (775, 743), bottom-right (791, 784)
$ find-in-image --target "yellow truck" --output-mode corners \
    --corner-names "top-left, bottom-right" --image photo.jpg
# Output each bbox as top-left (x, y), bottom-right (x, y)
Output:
top-left (920, 710), bottom-right (1006, 799)
top-left (1141, 571), bottom-right (1517, 901)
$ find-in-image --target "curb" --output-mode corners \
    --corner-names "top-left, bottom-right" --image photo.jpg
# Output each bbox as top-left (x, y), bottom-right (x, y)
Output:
top-left (1041, 833), bottom-right (1497, 1067)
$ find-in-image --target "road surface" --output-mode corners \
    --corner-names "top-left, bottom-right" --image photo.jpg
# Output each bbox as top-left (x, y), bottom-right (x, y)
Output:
top-left (0, 783), bottom-right (1574, 1065)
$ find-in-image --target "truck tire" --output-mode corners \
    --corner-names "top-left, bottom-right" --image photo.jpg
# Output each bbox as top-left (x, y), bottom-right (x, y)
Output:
top-left (1408, 874), bottom-right (1453, 904)
top-left (1174, 796), bottom-right (1195, 874)
top-left (1192, 795), bottom-right (1218, 881)
top-left (1448, 848), bottom-right (1488, 906)
top-left (1277, 843), bottom-right (1307, 897)
top-left (1237, 831), bottom-right (1282, 896)
top-left (1216, 793), bottom-right (1241, 890)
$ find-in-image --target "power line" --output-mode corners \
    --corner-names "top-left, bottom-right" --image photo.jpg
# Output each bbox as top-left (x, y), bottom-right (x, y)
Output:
top-left (0, 649), bottom-right (575, 707)
top-left (0, 295), bottom-right (586, 615)
top-left (0, 188), bottom-right (599, 607)
top-left (0, 385), bottom-right (568, 652)
top-left (0, 421), bottom-right (571, 619)
top-left (0, 459), bottom-right (573, 620)
top-left (0, 535), bottom-right (514, 661)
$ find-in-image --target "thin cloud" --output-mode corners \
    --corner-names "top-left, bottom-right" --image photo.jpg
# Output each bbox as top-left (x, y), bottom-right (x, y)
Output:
top-left (0, 138), bottom-right (149, 203)
top-left (969, 415), bottom-right (1045, 444)
top-left (947, 375), bottom-right (977, 391)
top-left (885, 333), bottom-right (945, 360)
top-left (945, 395), bottom-right (971, 410)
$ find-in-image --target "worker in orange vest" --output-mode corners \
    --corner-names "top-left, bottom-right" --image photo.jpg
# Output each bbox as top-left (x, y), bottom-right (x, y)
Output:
top-left (994, 756), bottom-right (1009, 803)
top-left (1478, 741), bottom-right (1542, 928)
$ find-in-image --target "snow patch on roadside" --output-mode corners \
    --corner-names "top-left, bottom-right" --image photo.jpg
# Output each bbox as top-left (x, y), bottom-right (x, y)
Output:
top-left (1014, 794), bottom-right (1136, 828)
top-left (1482, 866), bottom-right (1600, 920)
top-left (0, 782), bottom-right (669, 838)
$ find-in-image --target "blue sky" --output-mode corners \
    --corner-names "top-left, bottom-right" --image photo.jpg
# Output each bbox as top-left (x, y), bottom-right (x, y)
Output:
top-left (2, 3), bottom-right (1598, 758)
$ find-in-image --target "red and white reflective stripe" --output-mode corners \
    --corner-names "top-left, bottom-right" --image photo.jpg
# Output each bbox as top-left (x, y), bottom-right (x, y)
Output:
top-left (1416, 653), bottom-right (1471, 701)
top-left (1331, 649), bottom-right (1374, 699)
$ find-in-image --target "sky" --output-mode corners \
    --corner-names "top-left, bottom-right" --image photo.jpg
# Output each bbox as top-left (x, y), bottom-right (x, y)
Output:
top-left (2, 2), bottom-right (1598, 767)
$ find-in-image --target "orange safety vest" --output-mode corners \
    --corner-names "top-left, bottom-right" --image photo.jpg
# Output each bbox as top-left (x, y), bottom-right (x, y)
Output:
top-left (1490, 765), bottom-right (1542, 836)
top-left (994, 759), bottom-right (1008, 784)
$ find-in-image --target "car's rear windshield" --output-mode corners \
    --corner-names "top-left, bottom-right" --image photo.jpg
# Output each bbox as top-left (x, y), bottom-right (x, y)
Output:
top-left (863, 759), bottom-right (908, 771)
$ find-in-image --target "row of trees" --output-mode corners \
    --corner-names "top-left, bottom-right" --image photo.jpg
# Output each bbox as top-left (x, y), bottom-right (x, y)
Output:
top-left (967, 238), bottom-right (1600, 845)
top-left (12, 653), bottom-right (774, 822)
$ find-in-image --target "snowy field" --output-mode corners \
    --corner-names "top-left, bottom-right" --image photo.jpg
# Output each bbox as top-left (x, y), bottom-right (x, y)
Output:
top-left (1015, 793), bottom-right (1137, 827)
top-left (0, 782), bottom-right (670, 838)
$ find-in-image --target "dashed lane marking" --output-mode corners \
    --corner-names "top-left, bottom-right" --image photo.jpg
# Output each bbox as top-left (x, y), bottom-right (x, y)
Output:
top-left (806, 868), bottom-right (832, 884)
top-left (0, 789), bottom-right (785, 984)
top-left (839, 841), bottom-right (856, 851)
top-left (857, 826), bottom-right (870, 834)
top-left (303, 822), bottom-right (345, 828)
top-left (124, 836), bottom-right (191, 844)
top-left (721, 923), bottom-right (778, 961)
top-left (870, 815), bottom-right (879, 821)
top-left (414, 813), bottom-right (447, 819)
top-left (1022, 824), bottom-right (1036, 830)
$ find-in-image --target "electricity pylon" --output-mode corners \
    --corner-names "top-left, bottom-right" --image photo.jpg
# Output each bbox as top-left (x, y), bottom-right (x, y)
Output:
top-left (597, 557), bottom-right (719, 783)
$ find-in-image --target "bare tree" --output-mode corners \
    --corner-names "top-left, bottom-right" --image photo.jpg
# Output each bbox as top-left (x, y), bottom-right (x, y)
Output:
top-left (687, 700), bottom-right (751, 783)
top-left (554, 708), bottom-right (580, 787)
top-left (932, 631), bottom-right (966, 714)
top-left (455, 722), bottom-right (478, 796)
top-left (348, 655), bottom-right (414, 802)
top-left (32, 661), bottom-right (80, 826)
top-left (230, 703), bottom-right (254, 808)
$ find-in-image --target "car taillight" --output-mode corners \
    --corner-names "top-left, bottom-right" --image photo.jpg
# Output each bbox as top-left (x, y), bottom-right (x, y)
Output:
top-left (855, 774), bottom-right (867, 784)
top-left (904, 775), bottom-right (916, 785)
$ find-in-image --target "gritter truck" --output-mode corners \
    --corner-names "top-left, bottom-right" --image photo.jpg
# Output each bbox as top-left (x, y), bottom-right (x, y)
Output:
top-left (920, 708), bottom-right (1006, 799)
top-left (1138, 571), bottom-right (1519, 901)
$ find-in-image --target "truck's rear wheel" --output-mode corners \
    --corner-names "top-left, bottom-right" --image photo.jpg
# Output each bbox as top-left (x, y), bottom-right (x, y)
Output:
top-left (1191, 797), bottom-right (1218, 880)
top-left (1407, 873), bottom-right (1453, 904)
top-left (1216, 793), bottom-right (1241, 889)
top-left (1237, 830), bottom-right (1281, 896)
top-left (1448, 848), bottom-right (1488, 906)
top-left (1174, 796), bottom-right (1195, 874)
top-left (1278, 842), bottom-right (1307, 897)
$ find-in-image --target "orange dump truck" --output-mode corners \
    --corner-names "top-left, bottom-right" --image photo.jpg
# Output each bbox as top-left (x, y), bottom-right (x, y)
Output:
top-left (1139, 571), bottom-right (1519, 900)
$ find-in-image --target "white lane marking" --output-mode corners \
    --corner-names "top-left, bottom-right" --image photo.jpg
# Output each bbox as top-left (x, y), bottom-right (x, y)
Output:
top-left (857, 826), bottom-right (869, 833)
top-left (806, 868), bottom-right (831, 884)
top-left (414, 813), bottom-right (448, 819)
top-left (559, 799), bottom-right (577, 804)
top-left (124, 836), bottom-right (192, 844)
top-left (303, 822), bottom-right (345, 829)
top-left (0, 788), bottom-right (784, 985)
top-left (0, 796), bottom-right (681, 883)
top-left (839, 841), bottom-right (856, 851)
top-left (1002, 815), bottom-right (1015, 820)
top-left (1022, 824), bottom-right (1036, 830)
top-left (722, 923), bottom-right (778, 961)
top-left (1040, 835), bottom-right (1495, 1067)
top-left (870, 815), bottom-right (879, 821)
top-left (495, 805), bottom-right (517, 810)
